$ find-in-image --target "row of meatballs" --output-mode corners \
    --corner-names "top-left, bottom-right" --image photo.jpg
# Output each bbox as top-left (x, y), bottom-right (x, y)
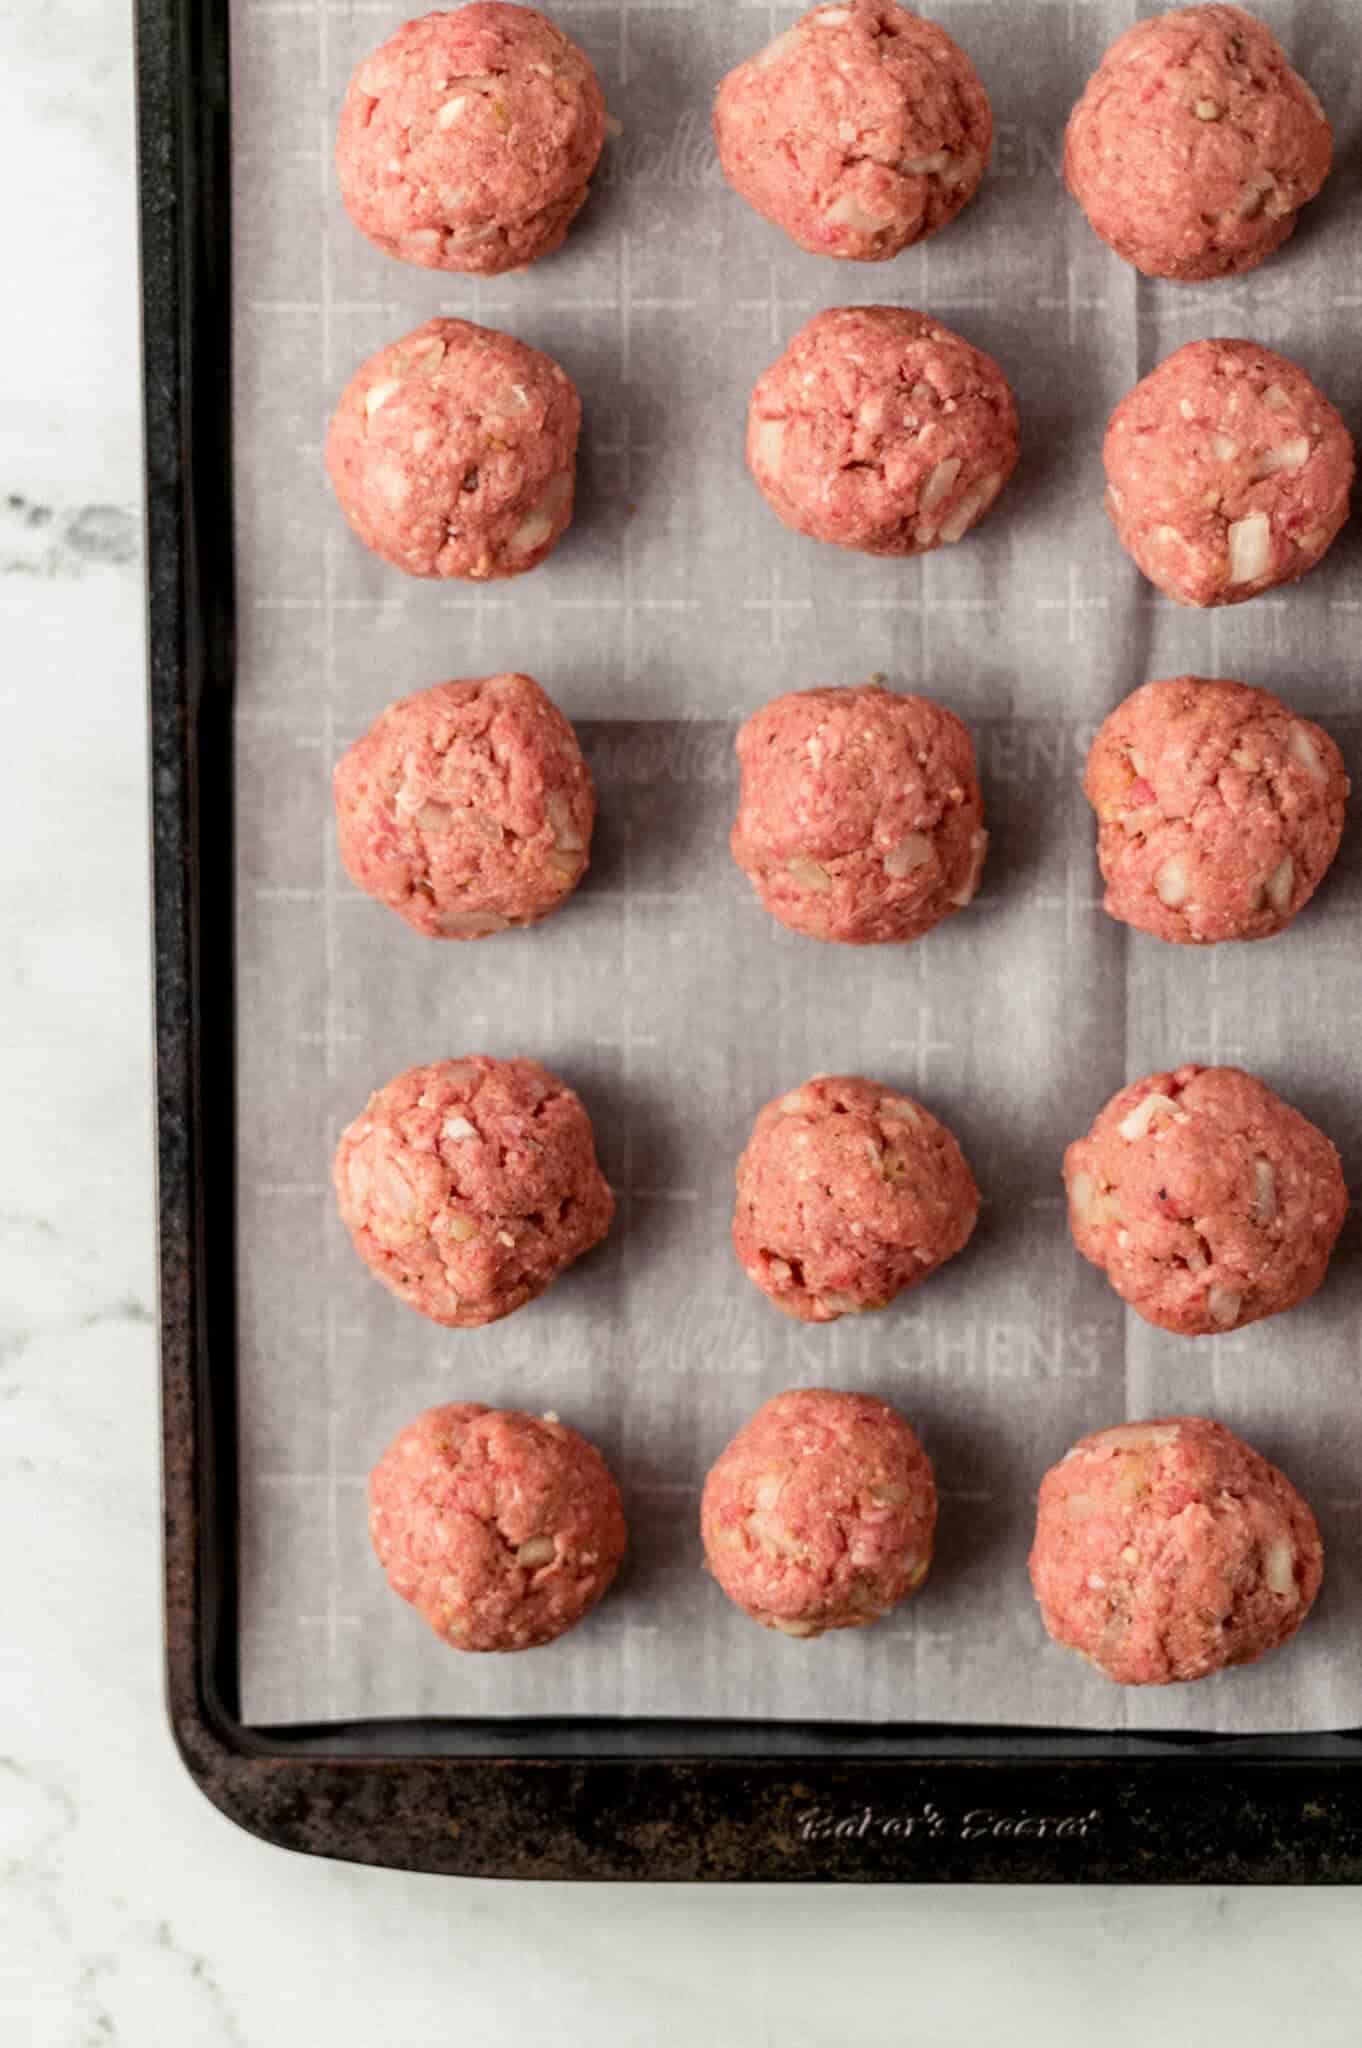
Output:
top-left (370, 1393), bottom-right (1325, 1690)
top-left (327, 312), bottom-right (1357, 609)
top-left (337, 3), bottom-right (1335, 285)
top-left (336, 1058), bottom-right (1347, 1339)
top-left (336, 671), bottom-right (1350, 951)
top-left (327, 0), bottom-right (1355, 603)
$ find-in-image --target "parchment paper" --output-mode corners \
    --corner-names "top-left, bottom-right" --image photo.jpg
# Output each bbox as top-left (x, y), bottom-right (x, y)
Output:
top-left (232, 0), bottom-right (1362, 1731)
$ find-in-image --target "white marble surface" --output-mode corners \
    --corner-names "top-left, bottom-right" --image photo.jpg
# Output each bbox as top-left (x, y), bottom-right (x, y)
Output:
top-left (6, 4), bottom-right (1362, 2041)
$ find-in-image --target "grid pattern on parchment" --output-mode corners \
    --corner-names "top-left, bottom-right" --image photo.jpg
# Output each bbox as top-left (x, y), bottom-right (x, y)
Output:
top-left (233, 0), bottom-right (1362, 1730)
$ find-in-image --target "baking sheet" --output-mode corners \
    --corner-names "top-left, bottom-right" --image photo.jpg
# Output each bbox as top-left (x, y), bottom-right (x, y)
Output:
top-left (232, 0), bottom-right (1362, 1731)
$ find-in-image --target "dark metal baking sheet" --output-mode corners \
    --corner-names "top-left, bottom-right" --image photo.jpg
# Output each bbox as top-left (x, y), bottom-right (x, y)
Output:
top-left (143, 0), bottom-right (1362, 1876)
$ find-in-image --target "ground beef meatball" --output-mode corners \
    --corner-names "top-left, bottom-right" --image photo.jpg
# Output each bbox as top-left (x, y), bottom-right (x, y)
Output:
top-left (747, 306), bottom-right (1019, 556)
top-left (335, 1056), bottom-right (614, 1327)
top-left (714, 0), bottom-right (991, 262)
top-left (326, 317), bottom-right (579, 579)
top-left (1104, 339), bottom-right (1354, 607)
top-left (370, 1402), bottom-right (627, 1651)
top-left (1065, 5), bottom-right (1332, 282)
top-left (336, 4), bottom-right (607, 275)
top-left (731, 683), bottom-right (987, 943)
top-left (701, 1389), bottom-right (937, 1636)
top-left (1064, 1065), bottom-right (1346, 1337)
top-left (1029, 1416), bottom-right (1323, 1685)
top-left (334, 673), bottom-right (594, 939)
top-left (734, 1074), bottom-right (978, 1323)
top-left (1085, 676), bottom-right (1347, 945)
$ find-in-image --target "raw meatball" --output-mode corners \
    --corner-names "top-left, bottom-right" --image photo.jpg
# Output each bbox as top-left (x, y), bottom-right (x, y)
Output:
top-left (1065, 5), bottom-right (1331, 282)
top-left (748, 306), bottom-right (1019, 556)
top-left (336, 4), bottom-right (607, 276)
top-left (714, 1), bottom-right (991, 263)
top-left (1085, 677), bottom-right (1347, 946)
top-left (334, 673), bottom-right (594, 939)
top-left (701, 1388), bottom-right (936, 1636)
top-left (370, 1403), bottom-right (626, 1651)
top-left (1029, 1417), bottom-right (1323, 1685)
top-left (734, 1074), bottom-right (978, 1323)
top-left (731, 683), bottom-right (987, 943)
top-left (1104, 339), bottom-right (1353, 607)
top-left (326, 317), bottom-right (579, 579)
top-left (1064, 1065), bottom-right (1346, 1337)
top-left (335, 1056), bottom-right (614, 1327)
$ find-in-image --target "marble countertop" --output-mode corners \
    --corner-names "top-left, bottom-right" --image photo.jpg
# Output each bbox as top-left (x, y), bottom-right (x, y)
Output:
top-left (6, 4), bottom-right (1362, 2041)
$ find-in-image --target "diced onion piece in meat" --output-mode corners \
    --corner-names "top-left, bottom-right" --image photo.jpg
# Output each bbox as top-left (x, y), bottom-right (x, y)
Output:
top-left (920, 456), bottom-right (962, 513)
top-left (1227, 511), bottom-right (1271, 585)
top-left (1207, 1284), bottom-right (1242, 1328)
top-left (1265, 1540), bottom-right (1298, 1598)
top-left (787, 853), bottom-right (832, 892)
top-left (1254, 437), bottom-right (1309, 478)
top-left (884, 832), bottom-right (933, 878)
top-left (1069, 1171), bottom-right (1123, 1227)
top-left (506, 471), bottom-right (572, 557)
top-left (950, 829), bottom-right (988, 907)
top-left (752, 418), bottom-right (786, 469)
top-left (546, 789), bottom-right (585, 852)
top-left (1252, 1157), bottom-right (1277, 1227)
top-left (1265, 855), bottom-right (1294, 914)
top-left (824, 192), bottom-right (895, 234)
top-left (1118, 1092), bottom-right (1180, 1142)
top-left (365, 378), bottom-right (401, 419)
top-left (938, 472), bottom-right (1001, 545)
top-left (1155, 857), bottom-right (1189, 908)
